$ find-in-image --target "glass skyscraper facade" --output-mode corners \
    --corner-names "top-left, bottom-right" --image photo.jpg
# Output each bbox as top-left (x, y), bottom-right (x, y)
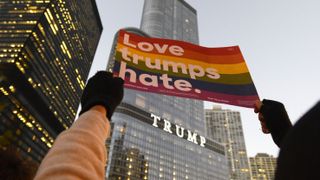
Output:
top-left (108, 103), bottom-right (228, 179)
top-left (140, 0), bottom-right (199, 48)
top-left (0, 0), bottom-right (102, 162)
top-left (205, 106), bottom-right (252, 180)
top-left (106, 0), bottom-right (229, 179)
top-left (250, 153), bottom-right (277, 180)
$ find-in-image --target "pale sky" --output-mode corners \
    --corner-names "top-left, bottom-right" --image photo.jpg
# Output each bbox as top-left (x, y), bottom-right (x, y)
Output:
top-left (90, 0), bottom-right (320, 157)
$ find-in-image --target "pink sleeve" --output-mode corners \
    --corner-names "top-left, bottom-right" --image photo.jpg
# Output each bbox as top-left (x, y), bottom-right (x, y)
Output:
top-left (34, 110), bottom-right (110, 180)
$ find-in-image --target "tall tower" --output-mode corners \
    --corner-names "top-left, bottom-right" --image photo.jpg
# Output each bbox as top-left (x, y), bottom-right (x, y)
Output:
top-left (205, 106), bottom-right (252, 180)
top-left (250, 153), bottom-right (277, 180)
top-left (106, 0), bottom-right (229, 179)
top-left (141, 0), bottom-right (199, 45)
top-left (0, 0), bottom-right (102, 162)
top-left (137, 0), bottom-right (204, 134)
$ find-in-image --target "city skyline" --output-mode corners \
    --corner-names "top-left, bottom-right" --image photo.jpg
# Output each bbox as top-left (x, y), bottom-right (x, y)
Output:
top-left (91, 0), bottom-right (320, 157)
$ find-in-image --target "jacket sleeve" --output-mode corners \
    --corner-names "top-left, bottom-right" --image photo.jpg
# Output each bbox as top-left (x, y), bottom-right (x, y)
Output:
top-left (34, 110), bottom-right (110, 180)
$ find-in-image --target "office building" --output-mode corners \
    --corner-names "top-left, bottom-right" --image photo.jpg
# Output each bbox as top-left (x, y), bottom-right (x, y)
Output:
top-left (250, 153), bottom-right (277, 180)
top-left (107, 102), bottom-right (228, 179)
top-left (106, 0), bottom-right (229, 179)
top-left (0, 0), bottom-right (102, 162)
top-left (205, 105), bottom-right (252, 180)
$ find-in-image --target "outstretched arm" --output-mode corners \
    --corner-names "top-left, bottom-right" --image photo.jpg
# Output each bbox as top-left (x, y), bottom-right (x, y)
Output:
top-left (34, 105), bottom-right (110, 179)
top-left (34, 71), bottom-right (124, 179)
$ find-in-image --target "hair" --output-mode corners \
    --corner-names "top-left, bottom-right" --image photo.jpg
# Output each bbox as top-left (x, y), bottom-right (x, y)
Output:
top-left (0, 146), bottom-right (38, 180)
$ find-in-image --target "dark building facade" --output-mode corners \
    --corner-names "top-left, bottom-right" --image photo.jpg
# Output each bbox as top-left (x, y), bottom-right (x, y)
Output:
top-left (106, 0), bottom-right (229, 179)
top-left (0, 0), bottom-right (102, 162)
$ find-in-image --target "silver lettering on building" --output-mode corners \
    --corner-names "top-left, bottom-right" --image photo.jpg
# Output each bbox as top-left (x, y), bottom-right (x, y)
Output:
top-left (150, 113), bottom-right (206, 147)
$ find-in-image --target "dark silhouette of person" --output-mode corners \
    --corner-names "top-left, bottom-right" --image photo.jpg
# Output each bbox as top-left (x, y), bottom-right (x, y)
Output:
top-left (255, 99), bottom-right (320, 180)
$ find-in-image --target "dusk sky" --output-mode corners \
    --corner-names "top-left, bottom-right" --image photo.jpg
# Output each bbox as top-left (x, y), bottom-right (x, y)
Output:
top-left (89, 0), bottom-right (320, 157)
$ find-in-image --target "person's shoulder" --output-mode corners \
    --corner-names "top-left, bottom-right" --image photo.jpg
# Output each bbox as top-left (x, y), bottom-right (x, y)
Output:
top-left (289, 100), bottom-right (320, 135)
top-left (275, 100), bottom-right (320, 179)
top-left (298, 101), bottom-right (320, 124)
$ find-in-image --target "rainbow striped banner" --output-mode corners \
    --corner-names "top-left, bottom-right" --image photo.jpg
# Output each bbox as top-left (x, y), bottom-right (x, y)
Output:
top-left (113, 30), bottom-right (259, 108)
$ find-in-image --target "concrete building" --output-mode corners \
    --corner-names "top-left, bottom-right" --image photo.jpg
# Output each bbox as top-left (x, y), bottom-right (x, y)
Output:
top-left (0, 0), bottom-right (102, 162)
top-left (205, 105), bottom-right (251, 180)
top-left (250, 153), bottom-right (277, 180)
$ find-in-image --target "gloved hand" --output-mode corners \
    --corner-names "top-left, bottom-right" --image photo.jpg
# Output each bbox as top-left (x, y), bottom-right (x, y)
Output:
top-left (254, 99), bottom-right (293, 147)
top-left (79, 71), bottom-right (124, 120)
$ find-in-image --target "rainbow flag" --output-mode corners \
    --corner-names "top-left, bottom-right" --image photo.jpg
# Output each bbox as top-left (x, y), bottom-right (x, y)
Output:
top-left (113, 30), bottom-right (259, 108)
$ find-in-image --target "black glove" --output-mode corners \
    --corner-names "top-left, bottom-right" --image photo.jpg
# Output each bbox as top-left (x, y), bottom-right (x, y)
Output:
top-left (79, 71), bottom-right (124, 120)
top-left (260, 99), bottom-right (293, 147)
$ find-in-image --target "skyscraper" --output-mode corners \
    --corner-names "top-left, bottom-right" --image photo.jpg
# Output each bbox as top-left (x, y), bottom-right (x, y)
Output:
top-left (140, 0), bottom-right (199, 46)
top-left (250, 153), bottom-right (277, 180)
top-left (0, 0), bottom-right (102, 162)
top-left (205, 105), bottom-right (252, 180)
top-left (139, 0), bottom-right (203, 133)
top-left (106, 0), bottom-right (229, 179)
